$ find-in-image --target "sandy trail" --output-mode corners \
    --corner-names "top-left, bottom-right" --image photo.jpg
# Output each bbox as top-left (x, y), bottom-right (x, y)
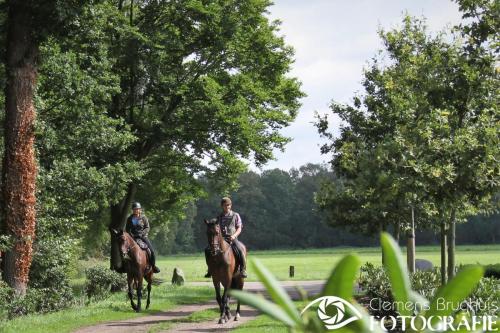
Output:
top-left (72, 280), bottom-right (325, 333)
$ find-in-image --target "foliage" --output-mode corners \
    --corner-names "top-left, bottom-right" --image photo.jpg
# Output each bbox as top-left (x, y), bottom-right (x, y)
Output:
top-left (232, 233), bottom-right (490, 332)
top-left (316, 9), bottom-right (499, 282)
top-left (101, 0), bottom-right (305, 242)
top-left (484, 264), bottom-right (500, 279)
top-left (0, 280), bottom-right (13, 320)
top-left (0, 235), bottom-right (12, 252)
top-left (192, 164), bottom-right (378, 251)
top-left (467, 277), bottom-right (500, 315)
top-left (28, 236), bottom-right (80, 290)
top-left (0, 284), bottom-right (75, 320)
top-left (0, 285), bottom-right (213, 333)
top-left (84, 266), bottom-right (126, 301)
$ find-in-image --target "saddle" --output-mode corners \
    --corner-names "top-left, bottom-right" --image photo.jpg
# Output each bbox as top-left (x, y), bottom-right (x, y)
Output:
top-left (134, 238), bottom-right (149, 250)
top-left (134, 237), bottom-right (152, 270)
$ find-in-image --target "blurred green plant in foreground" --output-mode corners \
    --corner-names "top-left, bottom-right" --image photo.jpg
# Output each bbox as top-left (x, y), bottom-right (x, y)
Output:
top-left (232, 233), bottom-right (499, 332)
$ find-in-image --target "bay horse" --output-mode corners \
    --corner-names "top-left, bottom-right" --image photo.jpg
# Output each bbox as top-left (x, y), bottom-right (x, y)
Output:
top-left (112, 229), bottom-right (153, 312)
top-left (204, 219), bottom-right (246, 324)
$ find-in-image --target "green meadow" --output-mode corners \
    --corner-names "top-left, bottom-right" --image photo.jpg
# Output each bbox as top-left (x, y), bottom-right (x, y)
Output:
top-left (149, 244), bottom-right (500, 283)
top-left (2, 244), bottom-right (498, 333)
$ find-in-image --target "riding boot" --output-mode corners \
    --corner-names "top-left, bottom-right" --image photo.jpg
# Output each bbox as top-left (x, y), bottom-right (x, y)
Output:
top-left (142, 237), bottom-right (160, 273)
top-left (204, 247), bottom-right (211, 278)
top-left (239, 252), bottom-right (247, 278)
top-left (233, 240), bottom-right (247, 278)
top-left (149, 250), bottom-right (160, 273)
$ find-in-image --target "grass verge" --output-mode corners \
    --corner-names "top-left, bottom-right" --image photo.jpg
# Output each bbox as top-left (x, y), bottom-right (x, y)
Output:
top-left (0, 285), bottom-right (213, 333)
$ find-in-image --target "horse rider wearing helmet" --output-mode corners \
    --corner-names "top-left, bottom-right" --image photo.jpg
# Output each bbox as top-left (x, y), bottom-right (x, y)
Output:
top-left (125, 202), bottom-right (161, 273)
top-left (204, 197), bottom-right (247, 278)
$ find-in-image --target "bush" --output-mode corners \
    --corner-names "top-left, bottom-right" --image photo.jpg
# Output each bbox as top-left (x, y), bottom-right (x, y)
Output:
top-left (6, 286), bottom-right (75, 318)
top-left (84, 266), bottom-right (126, 301)
top-left (359, 262), bottom-right (499, 317)
top-left (0, 280), bottom-right (14, 321)
top-left (29, 237), bottom-right (78, 290)
top-left (484, 264), bottom-right (500, 279)
top-left (466, 277), bottom-right (500, 316)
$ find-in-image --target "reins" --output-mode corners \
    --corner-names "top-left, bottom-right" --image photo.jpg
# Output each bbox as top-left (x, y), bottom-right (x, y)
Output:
top-left (209, 231), bottom-right (231, 256)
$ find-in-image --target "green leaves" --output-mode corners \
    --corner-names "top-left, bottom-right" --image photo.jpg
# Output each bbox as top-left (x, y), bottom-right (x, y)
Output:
top-left (233, 234), bottom-right (487, 333)
top-left (321, 254), bottom-right (361, 300)
top-left (229, 291), bottom-right (298, 327)
top-left (424, 265), bottom-right (484, 321)
top-left (381, 232), bottom-right (412, 316)
top-left (380, 232), bottom-right (485, 331)
top-left (249, 258), bottom-right (302, 325)
top-left (231, 258), bottom-right (302, 329)
top-left (231, 255), bottom-right (366, 332)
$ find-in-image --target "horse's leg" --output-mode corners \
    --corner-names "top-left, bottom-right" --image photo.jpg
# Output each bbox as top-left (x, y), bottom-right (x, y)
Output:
top-left (234, 277), bottom-right (244, 321)
top-left (136, 277), bottom-right (143, 312)
top-left (213, 280), bottom-right (226, 324)
top-left (146, 273), bottom-right (152, 310)
top-left (221, 276), bottom-right (232, 322)
top-left (225, 288), bottom-right (232, 322)
top-left (127, 274), bottom-right (137, 311)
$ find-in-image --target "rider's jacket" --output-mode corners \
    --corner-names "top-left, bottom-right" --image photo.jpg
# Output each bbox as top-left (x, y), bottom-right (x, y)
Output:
top-left (218, 211), bottom-right (242, 237)
top-left (125, 214), bottom-right (150, 239)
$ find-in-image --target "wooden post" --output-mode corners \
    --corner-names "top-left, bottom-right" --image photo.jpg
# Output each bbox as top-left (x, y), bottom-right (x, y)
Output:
top-left (407, 206), bottom-right (416, 273)
top-left (289, 266), bottom-right (294, 278)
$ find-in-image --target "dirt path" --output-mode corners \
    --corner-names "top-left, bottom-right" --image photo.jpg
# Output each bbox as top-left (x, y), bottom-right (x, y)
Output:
top-left (73, 280), bottom-right (325, 333)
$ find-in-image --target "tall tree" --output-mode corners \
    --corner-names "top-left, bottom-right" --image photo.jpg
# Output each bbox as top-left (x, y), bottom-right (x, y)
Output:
top-left (316, 13), bottom-right (499, 281)
top-left (105, 0), bottom-right (304, 271)
top-left (1, 0), bottom-right (89, 295)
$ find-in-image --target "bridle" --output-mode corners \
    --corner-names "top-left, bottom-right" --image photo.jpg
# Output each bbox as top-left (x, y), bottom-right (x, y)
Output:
top-left (121, 236), bottom-right (137, 259)
top-left (208, 226), bottom-right (230, 256)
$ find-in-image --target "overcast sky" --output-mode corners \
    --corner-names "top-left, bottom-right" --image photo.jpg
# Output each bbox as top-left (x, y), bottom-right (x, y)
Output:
top-left (257, 0), bottom-right (462, 171)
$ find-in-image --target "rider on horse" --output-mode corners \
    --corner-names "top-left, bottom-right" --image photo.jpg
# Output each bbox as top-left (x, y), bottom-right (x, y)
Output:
top-left (204, 197), bottom-right (247, 278)
top-left (125, 202), bottom-right (161, 273)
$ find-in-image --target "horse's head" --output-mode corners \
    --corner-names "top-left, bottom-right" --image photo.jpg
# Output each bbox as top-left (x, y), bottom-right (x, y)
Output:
top-left (204, 218), bottom-right (222, 255)
top-left (112, 229), bottom-right (133, 260)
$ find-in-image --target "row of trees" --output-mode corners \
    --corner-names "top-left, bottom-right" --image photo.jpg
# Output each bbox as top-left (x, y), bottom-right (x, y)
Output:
top-left (0, 0), bottom-right (304, 295)
top-left (145, 163), bottom-right (499, 255)
top-left (316, 0), bottom-right (499, 283)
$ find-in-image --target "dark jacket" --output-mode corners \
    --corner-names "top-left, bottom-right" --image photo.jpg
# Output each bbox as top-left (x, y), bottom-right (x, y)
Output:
top-left (125, 214), bottom-right (150, 239)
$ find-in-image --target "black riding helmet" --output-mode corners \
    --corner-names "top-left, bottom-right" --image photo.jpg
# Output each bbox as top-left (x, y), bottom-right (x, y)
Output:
top-left (132, 202), bottom-right (142, 210)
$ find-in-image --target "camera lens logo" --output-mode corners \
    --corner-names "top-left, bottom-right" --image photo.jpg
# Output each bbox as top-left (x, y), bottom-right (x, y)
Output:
top-left (301, 296), bottom-right (362, 330)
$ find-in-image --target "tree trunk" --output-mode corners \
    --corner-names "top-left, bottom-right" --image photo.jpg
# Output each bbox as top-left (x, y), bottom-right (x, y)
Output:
top-left (380, 222), bottom-right (386, 265)
top-left (1, 1), bottom-right (39, 296)
top-left (447, 209), bottom-right (456, 281)
top-left (394, 222), bottom-right (400, 243)
top-left (108, 183), bottom-right (137, 271)
top-left (407, 207), bottom-right (416, 273)
top-left (440, 218), bottom-right (447, 285)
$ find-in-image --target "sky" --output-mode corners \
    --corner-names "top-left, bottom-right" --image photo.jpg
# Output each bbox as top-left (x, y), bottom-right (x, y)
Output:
top-left (257, 0), bottom-right (463, 171)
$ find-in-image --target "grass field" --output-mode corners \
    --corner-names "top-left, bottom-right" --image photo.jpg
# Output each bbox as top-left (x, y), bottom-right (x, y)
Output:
top-left (2, 244), bottom-right (498, 333)
top-left (0, 285), bottom-right (213, 333)
top-left (128, 244), bottom-right (500, 283)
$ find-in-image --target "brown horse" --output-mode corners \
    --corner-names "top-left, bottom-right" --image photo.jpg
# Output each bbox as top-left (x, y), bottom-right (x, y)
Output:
top-left (112, 229), bottom-right (153, 312)
top-left (204, 219), bottom-right (246, 324)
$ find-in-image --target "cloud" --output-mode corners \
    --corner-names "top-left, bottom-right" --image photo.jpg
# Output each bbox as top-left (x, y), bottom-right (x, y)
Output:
top-left (256, 0), bottom-right (462, 172)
